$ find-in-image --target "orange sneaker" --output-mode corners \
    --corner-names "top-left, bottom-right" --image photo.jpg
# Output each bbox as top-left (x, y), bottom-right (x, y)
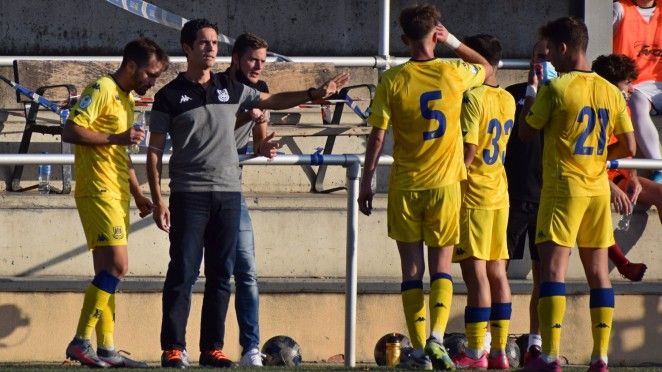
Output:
top-left (200, 349), bottom-right (233, 368)
top-left (161, 349), bottom-right (189, 368)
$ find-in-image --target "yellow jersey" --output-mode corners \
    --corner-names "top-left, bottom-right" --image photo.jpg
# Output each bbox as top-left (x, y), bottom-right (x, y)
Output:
top-left (369, 59), bottom-right (485, 190)
top-left (68, 75), bottom-right (134, 200)
top-left (526, 71), bottom-right (633, 197)
top-left (461, 85), bottom-right (515, 209)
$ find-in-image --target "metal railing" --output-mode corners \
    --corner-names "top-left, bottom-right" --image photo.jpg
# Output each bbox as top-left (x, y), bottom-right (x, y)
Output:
top-left (0, 55), bottom-right (530, 69)
top-left (0, 153), bottom-right (660, 366)
top-left (0, 152), bottom-right (394, 368)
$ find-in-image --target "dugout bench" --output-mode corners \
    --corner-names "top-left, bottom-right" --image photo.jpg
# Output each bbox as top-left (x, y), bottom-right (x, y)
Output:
top-left (7, 60), bottom-right (375, 193)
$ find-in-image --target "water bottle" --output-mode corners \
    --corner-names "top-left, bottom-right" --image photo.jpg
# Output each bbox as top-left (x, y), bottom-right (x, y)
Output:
top-left (38, 162), bottom-right (51, 195)
top-left (129, 111), bottom-right (146, 154)
top-left (616, 213), bottom-right (631, 231)
top-left (385, 333), bottom-right (401, 367)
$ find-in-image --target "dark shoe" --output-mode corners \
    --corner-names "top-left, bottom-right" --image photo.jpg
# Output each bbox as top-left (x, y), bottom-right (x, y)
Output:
top-left (617, 262), bottom-right (647, 282)
top-left (200, 349), bottom-right (234, 368)
top-left (161, 349), bottom-right (189, 368)
top-left (523, 345), bottom-right (541, 365)
top-left (587, 359), bottom-right (608, 372)
top-left (518, 355), bottom-right (562, 372)
top-left (66, 338), bottom-right (110, 368)
top-left (97, 348), bottom-right (148, 368)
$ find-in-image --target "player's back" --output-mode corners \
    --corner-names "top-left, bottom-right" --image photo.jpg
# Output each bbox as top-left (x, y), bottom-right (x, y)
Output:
top-left (462, 85), bottom-right (516, 208)
top-left (527, 71), bottom-right (632, 196)
top-left (369, 59), bottom-right (484, 190)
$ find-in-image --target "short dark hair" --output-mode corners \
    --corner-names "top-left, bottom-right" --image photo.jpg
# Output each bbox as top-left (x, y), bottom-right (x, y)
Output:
top-left (592, 54), bottom-right (639, 85)
top-left (232, 33), bottom-right (268, 58)
top-left (539, 16), bottom-right (588, 52)
top-left (181, 18), bottom-right (219, 47)
top-left (399, 4), bottom-right (440, 41)
top-left (120, 37), bottom-right (169, 70)
top-left (463, 34), bottom-right (502, 66)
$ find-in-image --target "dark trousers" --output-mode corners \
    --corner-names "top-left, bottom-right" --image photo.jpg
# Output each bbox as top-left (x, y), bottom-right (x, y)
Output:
top-left (160, 191), bottom-right (241, 352)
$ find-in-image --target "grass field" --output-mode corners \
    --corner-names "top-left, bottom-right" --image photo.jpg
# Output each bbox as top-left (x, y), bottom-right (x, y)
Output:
top-left (2, 364), bottom-right (662, 371)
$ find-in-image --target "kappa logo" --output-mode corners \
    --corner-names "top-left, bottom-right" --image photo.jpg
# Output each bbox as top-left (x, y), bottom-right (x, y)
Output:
top-left (517, 98), bottom-right (525, 106)
top-left (415, 316), bottom-right (426, 322)
top-left (551, 323), bottom-right (562, 329)
top-left (456, 248), bottom-right (466, 256)
top-left (179, 94), bottom-right (192, 104)
top-left (93, 309), bottom-right (103, 319)
top-left (112, 226), bottom-right (124, 240)
top-left (537, 230), bottom-right (546, 239)
top-left (97, 233), bottom-right (108, 242)
top-left (596, 323), bottom-right (610, 329)
top-left (217, 88), bottom-right (229, 102)
top-left (434, 302), bottom-right (446, 309)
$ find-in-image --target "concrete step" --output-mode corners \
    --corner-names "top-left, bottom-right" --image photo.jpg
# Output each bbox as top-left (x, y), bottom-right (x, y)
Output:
top-left (0, 276), bottom-right (659, 365)
top-left (0, 192), bottom-right (659, 281)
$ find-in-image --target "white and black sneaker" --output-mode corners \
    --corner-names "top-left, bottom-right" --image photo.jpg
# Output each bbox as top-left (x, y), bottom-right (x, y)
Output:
top-left (239, 348), bottom-right (264, 367)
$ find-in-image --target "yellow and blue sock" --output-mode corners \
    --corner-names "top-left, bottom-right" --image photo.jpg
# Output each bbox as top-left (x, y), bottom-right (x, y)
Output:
top-left (489, 303), bottom-right (512, 354)
top-left (401, 280), bottom-right (426, 349)
top-left (429, 273), bottom-right (453, 342)
top-left (538, 282), bottom-right (566, 360)
top-left (590, 288), bottom-right (614, 364)
top-left (96, 293), bottom-right (116, 350)
top-left (75, 271), bottom-right (119, 340)
top-left (465, 306), bottom-right (490, 358)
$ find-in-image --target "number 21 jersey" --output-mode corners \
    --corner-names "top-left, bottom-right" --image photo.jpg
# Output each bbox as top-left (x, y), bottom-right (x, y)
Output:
top-left (526, 71), bottom-right (633, 197)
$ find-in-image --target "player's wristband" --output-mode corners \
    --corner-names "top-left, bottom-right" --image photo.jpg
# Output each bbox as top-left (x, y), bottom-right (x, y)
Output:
top-left (444, 33), bottom-right (462, 50)
top-left (525, 84), bottom-right (537, 98)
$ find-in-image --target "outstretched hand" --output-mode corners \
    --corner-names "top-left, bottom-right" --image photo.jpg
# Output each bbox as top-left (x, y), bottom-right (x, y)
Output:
top-left (317, 72), bottom-right (350, 99)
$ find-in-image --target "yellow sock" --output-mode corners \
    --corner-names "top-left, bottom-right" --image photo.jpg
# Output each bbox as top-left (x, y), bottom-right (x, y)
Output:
top-left (401, 280), bottom-right (426, 349)
top-left (538, 282), bottom-right (566, 359)
top-left (75, 271), bottom-right (119, 340)
top-left (465, 307), bottom-right (490, 352)
top-left (75, 284), bottom-right (112, 339)
top-left (429, 273), bottom-right (453, 337)
top-left (590, 288), bottom-right (614, 361)
top-left (489, 303), bottom-right (512, 353)
top-left (96, 293), bottom-right (115, 350)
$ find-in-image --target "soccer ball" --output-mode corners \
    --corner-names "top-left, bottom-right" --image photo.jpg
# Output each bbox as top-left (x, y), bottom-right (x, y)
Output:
top-left (443, 332), bottom-right (468, 360)
top-left (261, 335), bottom-right (302, 367)
top-left (373, 332), bottom-right (412, 366)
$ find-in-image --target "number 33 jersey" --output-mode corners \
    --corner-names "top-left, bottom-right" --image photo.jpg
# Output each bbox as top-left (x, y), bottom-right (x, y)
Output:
top-left (461, 85), bottom-right (516, 209)
top-left (526, 71), bottom-right (634, 197)
top-left (368, 59), bottom-right (485, 190)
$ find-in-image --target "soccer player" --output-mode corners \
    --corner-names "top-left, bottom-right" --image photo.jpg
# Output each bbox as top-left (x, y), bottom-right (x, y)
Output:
top-left (594, 53), bottom-right (662, 278)
top-left (224, 32), bottom-right (279, 367)
top-left (613, 0), bottom-right (662, 183)
top-left (503, 39), bottom-right (552, 363)
top-left (62, 37), bottom-right (169, 368)
top-left (147, 19), bottom-right (348, 368)
top-left (518, 17), bottom-right (636, 372)
top-left (451, 34), bottom-right (515, 370)
top-left (358, 4), bottom-right (491, 370)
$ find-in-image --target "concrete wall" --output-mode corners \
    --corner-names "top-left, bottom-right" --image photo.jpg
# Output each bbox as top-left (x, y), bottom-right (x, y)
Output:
top-left (0, 0), bottom-right (587, 58)
top-left (0, 193), bottom-right (659, 281)
top-left (0, 291), bottom-right (660, 365)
